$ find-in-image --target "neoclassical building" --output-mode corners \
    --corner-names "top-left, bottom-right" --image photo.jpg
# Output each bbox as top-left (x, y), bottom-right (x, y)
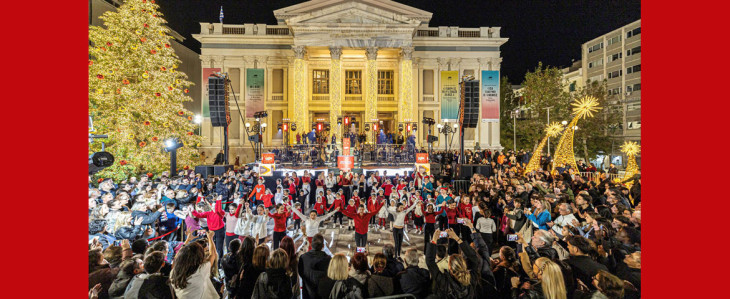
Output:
top-left (194, 0), bottom-right (507, 160)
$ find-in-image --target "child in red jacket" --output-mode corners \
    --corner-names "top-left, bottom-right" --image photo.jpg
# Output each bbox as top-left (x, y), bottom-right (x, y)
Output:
top-left (314, 196), bottom-right (327, 216)
top-left (345, 198), bottom-right (358, 230)
top-left (268, 204), bottom-right (290, 250)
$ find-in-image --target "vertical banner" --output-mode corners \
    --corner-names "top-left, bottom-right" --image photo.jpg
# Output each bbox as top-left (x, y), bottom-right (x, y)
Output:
top-left (337, 155), bottom-right (355, 172)
top-left (440, 71), bottom-right (459, 120)
top-left (343, 138), bottom-right (351, 155)
top-left (259, 153), bottom-right (276, 176)
top-left (245, 68), bottom-right (265, 118)
top-left (202, 68), bottom-right (221, 117)
top-left (481, 70), bottom-right (500, 122)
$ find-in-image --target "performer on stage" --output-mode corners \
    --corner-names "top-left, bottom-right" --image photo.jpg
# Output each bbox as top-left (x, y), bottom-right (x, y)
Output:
top-left (291, 206), bottom-right (339, 250)
top-left (342, 198), bottom-right (385, 248)
top-left (247, 178), bottom-right (266, 207)
top-left (387, 201), bottom-right (421, 258)
top-left (268, 204), bottom-right (291, 250)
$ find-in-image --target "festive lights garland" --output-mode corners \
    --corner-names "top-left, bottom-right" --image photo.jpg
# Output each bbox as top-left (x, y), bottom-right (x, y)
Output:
top-left (620, 141), bottom-right (641, 187)
top-left (524, 122), bottom-right (563, 174)
top-left (551, 96), bottom-right (601, 174)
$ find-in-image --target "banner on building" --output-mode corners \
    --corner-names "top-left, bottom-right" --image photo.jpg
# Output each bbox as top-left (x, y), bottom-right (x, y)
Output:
top-left (337, 155), bottom-right (355, 172)
top-left (440, 71), bottom-right (459, 120)
top-left (481, 70), bottom-right (500, 122)
top-left (259, 153), bottom-right (276, 176)
top-left (343, 138), bottom-right (351, 156)
top-left (416, 153), bottom-right (429, 164)
top-left (245, 69), bottom-right (265, 118)
top-left (262, 153), bottom-right (275, 164)
top-left (202, 68), bottom-right (221, 117)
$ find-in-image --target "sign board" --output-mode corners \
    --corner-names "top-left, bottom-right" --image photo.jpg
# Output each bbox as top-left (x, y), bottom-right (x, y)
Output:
top-left (343, 138), bottom-right (351, 156)
top-left (262, 153), bottom-right (275, 164)
top-left (480, 70), bottom-right (500, 122)
top-left (337, 155), bottom-right (355, 172)
top-left (245, 68), bottom-right (265, 118)
top-left (416, 153), bottom-right (429, 164)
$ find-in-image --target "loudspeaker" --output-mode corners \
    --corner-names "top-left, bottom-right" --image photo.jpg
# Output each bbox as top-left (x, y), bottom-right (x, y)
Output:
top-left (208, 77), bottom-right (230, 127)
top-left (195, 165), bottom-right (215, 178)
top-left (430, 163), bottom-right (442, 176)
top-left (475, 165), bottom-right (493, 177)
top-left (427, 135), bottom-right (439, 143)
top-left (213, 165), bottom-right (234, 176)
top-left (463, 80), bottom-right (480, 128)
top-left (459, 165), bottom-right (474, 179)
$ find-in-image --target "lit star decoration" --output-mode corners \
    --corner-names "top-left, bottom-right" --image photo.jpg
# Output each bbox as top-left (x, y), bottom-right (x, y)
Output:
top-left (89, 0), bottom-right (203, 180)
top-left (552, 96), bottom-right (602, 173)
top-left (620, 141), bottom-right (641, 188)
top-left (524, 122), bottom-right (564, 174)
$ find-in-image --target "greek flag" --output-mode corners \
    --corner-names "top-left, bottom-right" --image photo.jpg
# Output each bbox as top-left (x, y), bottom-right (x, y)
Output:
top-left (219, 6), bottom-right (224, 23)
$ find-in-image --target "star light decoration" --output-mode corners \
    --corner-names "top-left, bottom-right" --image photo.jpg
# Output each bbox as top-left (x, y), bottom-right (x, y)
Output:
top-left (620, 141), bottom-right (641, 188)
top-left (524, 122), bottom-right (564, 174)
top-left (552, 96), bottom-right (602, 174)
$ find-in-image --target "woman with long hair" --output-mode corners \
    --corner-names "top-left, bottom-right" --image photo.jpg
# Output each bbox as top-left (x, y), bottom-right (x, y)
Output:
top-left (492, 246), bottom-right (524, 298)
top-left (236, 244), bottom-right (269, 299)
top-left (252, 248), bottom-right (294, 299)
top-left (525, 199), bottom-right (552, 230)
top-left (425, 229), bottom-right (480, 298)
top-left (278, 236), bottom-right (301, 297)
top-left (170, 231), bottom-right (218, 299)
top-left (510, 257), bottom-right (566, 299)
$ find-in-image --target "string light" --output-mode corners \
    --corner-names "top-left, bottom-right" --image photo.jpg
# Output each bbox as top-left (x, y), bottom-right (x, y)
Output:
top-left (552, 96), bottom-right (601, 174)
top-left (620, 141), bottom-right (641, 187)
top-left (524, 122), bottom-right (563, 173)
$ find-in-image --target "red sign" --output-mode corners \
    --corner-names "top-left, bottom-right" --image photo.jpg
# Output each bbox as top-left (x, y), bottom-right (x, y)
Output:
top-left (344, 117), bottom-right (350, 126)
top-left (416, 153), bottom-right (429, 164)
top-left (372, 123), bottom-right (378, 131)
top-left (316, 123), bottom-right (323, 132)
top-left (262, 153), bottom-right (275, 164)
top-left (343, 138), bottom-right (351, 155)
top-left (337, 155), bottom-right (355, 172)
top-left (282, 123), bottom-right (288, 132)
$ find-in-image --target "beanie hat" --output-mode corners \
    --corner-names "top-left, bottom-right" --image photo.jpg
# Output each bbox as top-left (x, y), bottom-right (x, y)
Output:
top-left (89, 219), bottom-right (107, 234)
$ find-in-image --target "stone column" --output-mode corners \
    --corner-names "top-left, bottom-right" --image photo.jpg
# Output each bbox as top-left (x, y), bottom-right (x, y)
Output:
top-left (365, 47), bottom-right (378, 143)
top-left (292, 46), bottom-right (308, 144)
top-left (399, 46), bottom-right (414, 123)
top-left (329, 47), bottom-right (343, 142)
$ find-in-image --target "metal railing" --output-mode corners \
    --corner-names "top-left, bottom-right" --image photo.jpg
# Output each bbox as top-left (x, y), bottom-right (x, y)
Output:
top-left (222, 26), bottom-right (245, 35)
top-left (416, 29), bottom-right (438, 37)
top-left (578, 172), bottom-right (624, 183)
top-left (458, 30), bottom-right (481, 37)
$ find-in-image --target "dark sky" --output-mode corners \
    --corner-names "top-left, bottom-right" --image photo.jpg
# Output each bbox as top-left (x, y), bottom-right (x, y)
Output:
top-left (156, 0), bottom-right (640, 84)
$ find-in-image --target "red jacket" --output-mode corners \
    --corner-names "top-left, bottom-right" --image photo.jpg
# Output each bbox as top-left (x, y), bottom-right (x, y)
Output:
top-left (382, 184), bottom-right (394, 196)
top-left (422, 205), bottom-right (439, 224)
top-left (192, 199), bottom-right (225, 231)
top-left (292, 207), bottom-right (302, 220)
top-left (342, 201), bottom-right (384, 234)
top-left (329, 198), bottom-right (345, 211)
top-left (314, 201), bottom-right (327, 215)
top-left (367, 199), bottom-right (379, 213)
top-left (268, 210), bottom-right (290, 232)
top-left (444, 206), bottom-right (459, 224)
top-left (261, 194), bottom-right (274, 208)
top-left (459, 203), bottom-right (473, 221)
top-left (344, 204), bottom-right (357, 215)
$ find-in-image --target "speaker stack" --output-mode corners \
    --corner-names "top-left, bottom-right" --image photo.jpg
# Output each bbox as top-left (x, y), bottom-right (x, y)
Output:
top-left (208, 76), bottom-right (230, 127)
top-left (463, 80), bottom-right (480, 128)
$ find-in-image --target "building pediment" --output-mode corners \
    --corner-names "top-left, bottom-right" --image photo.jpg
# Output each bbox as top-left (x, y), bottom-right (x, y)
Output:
top-left (275, 0), bottom-right (431, 26)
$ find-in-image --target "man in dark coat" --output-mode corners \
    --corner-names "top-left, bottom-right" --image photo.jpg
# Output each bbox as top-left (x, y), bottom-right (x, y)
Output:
top-left (214, 150), bottom-right (225, 165)
top-left (565, 235), bottom-right (608, 289)
top-left (380, 244), bottom-right (405, 277)
top-left (395, 248), bottom-right (431, 299)
top-left (298, 234), bottom-right (331, 299)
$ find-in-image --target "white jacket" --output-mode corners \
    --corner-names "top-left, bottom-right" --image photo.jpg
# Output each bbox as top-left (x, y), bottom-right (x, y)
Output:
top-left (247, 212), bottom-right (269, 240)
top-left (292, 208), bottom-right (337, 237)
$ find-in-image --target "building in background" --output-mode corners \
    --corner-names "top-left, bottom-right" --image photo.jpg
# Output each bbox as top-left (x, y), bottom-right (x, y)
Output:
top-left (561, 60), bottom-right (584, 93)
top-left (89, 0), bottom-right (202, 116)
top-left (193, 0), bottom-right (507, 161)
top-left (581, 19), bottom-right (641, 166)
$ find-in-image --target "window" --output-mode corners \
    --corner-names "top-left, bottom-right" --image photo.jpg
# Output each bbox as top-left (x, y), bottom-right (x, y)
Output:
top-left (608, 35), bottom-right (622, 45)
top-left (588, 42), bottom-right (604, 53)
top-left (627, 46), bottom-right (641, 56)
top-left (272, 69), bottom-right (284, 94)
top-left (609, 52), bottom-right (623, 62)
top-left (377, 70), bottom-right (394, 94)
top-left (312, 70), bottom-right (329, 94)
top-left (589, 74), bottom-right (603, 82)
top-left (626, 64), bottom-right (641, 74)
top-left (423, 70), bottom-right (434, 95)
top-left (608, 70), bottom-right (622, 79)
top-left (632, 83), bottom-right (641, 91)
top-left (569, 81), bottom-right (576, 92)
top-left (627, 27), bottom-right (641, 38)
top-left (588, 58), bottom-right (603, 68)
top-left (627, 101), bottom-right (641, 112)
top-left (345, 70), bottom-right (362, 94)
top-left (608, 87), bottom-right (621, 95)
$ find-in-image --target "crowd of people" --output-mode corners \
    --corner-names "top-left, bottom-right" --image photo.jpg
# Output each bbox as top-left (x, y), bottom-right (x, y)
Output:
top-left (89, 151), bottom-right (641, 299)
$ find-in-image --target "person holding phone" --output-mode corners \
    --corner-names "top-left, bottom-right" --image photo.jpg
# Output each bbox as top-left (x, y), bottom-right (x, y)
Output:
top-left (525, 198), bottom-right (551, 230)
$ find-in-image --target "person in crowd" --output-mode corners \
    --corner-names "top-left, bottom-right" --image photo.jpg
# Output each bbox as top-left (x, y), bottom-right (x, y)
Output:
top-left (565, 235), bottom-right (609, 289)
top-left (387, 201), bottom-right (421, 258)
top-left (317, 253), bottom-right (366, 298)
top-left (525, 198), bottom-right (551, 231)
top-left (234, 244), bottom-right (269, 299)
top-left (123, 251), bottom-right (173, 298)
top-left (368, 253), bottom-right (395, 297)
top-left (349, 252), bottom-right (371, 286)
top-left (191, 196), bottom-right (225, 262)
top-left (251, 248), bottom-right (294, 299)
top-left (394, 249), bottom-right (430, 299)
top-left (299, 234), bottom-right (331, 299)
top-left (342, 199), bottom-right (385, 248)
top-left (279, 236), bottom-right (302, 297)
top-left (170, 231), bottom-right (218, 299)
top-left (510, 257), bottom-right (567, 299)
top-left (380, 244), bottom-right (405, 278)
top-left (425, 228), bottom-right (480, 299)
top-left (548, 203), bottom-right (577, 238)
top-left (268, 203), bottom-right (291, 250)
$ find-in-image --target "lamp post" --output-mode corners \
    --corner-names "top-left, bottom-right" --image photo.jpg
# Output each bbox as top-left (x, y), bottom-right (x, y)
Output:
top-left (511, 109), bottom-right (520, 151)
top-left (245, 120), bottom-right (267, 162)
top-left (437, 121), bottom-right (457, 152)
top-left (164, 138), bottom-right (183, 175)
top-left (544, 106), bottom-right (553, 156)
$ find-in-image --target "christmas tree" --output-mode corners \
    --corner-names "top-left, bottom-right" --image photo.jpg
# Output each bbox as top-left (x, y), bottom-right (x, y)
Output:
top-left (89, 0), bottom-right (202, 180)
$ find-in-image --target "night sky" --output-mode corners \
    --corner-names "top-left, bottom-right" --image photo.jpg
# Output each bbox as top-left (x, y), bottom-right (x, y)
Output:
top-left (156, 0), bottom-right (641, 84)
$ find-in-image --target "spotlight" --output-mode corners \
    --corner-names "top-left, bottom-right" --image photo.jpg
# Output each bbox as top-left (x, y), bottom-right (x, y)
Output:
top-left (398, 123), bottom-right (404, 132)
top-left (88, 151), bottom-right (114, 175)
top-left (164, 137), bottom-right (183, 152)
top-left (193, 115), bottom-right (202, 124)
top-left (291, 123), bottom-right (297, 132)
top-left (365, 124), bottom-right (370, 132)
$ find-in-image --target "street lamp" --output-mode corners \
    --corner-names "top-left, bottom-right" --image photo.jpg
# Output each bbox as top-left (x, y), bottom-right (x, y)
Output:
top-left (561, 120), bottom-right (568, 126)
top-left (245, 116), bottom-right (267, 162)
top-left (193, 114), bottom-right (202, 136)
top-left (437, 121), bottom-right (457, 152)
top-left (163, 137), bottom-right (183, 175)
top-left (511, 109), bottom-right (519, 152)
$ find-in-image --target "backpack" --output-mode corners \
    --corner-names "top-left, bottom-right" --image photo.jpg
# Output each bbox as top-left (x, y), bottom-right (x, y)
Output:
top-left (329, 279), bottom-right (364, 299)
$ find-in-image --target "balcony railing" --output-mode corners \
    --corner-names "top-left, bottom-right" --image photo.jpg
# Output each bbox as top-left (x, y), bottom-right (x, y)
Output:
top-left (222, 26), bottom-right (245, 35)
top-left (266, 27), bottom-right (290, 36)
top-left (378, 95), bottom-right (395, 101)
top-left (312, 95), bottom-right (329, 101)
top-left (345, 95), bottom-right (362, 101)
top-left (271, 95), bottom-right (284, 101)
top-left (201, 23), bottom-right (292, 36)
top-left (412, 26), bottom-right (501, 38)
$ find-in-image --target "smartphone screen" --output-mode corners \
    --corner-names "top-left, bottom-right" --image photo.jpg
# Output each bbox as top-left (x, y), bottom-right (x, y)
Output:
top-left (507, 234), bottom-right (518, 242)
top-left (456, 218), bottom-right (464, 224)
top-left (356, 247), bottom-right (366, 253)
top-left (439, 231), bottom-right (449, 238)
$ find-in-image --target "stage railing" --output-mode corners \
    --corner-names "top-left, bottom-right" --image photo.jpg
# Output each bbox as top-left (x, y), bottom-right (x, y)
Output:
top-left (452, 180), bottom-right (470, 194)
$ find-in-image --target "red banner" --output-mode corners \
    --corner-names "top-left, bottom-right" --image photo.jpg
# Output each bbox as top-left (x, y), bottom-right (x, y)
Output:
top-left (416, 153), bottom-right (429, 164)
top-left (337, 155), bottom-right (355, 172)
top-left (262, 153), bottom-right (275, 164)
top-left (343, 138), bottom-right (350, 155)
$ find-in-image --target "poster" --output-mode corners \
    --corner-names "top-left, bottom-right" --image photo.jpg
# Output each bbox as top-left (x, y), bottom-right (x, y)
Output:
top-left (259, 153), bottom-right (276, 176)
top-left (245, 69), bottom-right (265, 118)
top-left (202, 68), bottom-right (221, 117)
top-left (481, 70), bottom-right (500, 122)
top-left (440, 71), bottom-right (459, 120)
top-left (416, 153), bottom-right (429, 164)
top-left (343, 138), bottom-right (350, 156)
top-left (337, 155), bottom-right (355, 172)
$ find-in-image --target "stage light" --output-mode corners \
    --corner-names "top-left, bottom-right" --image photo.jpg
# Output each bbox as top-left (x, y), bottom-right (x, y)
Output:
top-left (373, 123), bottom-right (378, 131)
top-left (88, 151), bottom-right (114, 175)
top-left (412, 123), bottom-right (417, 131)
top-left (398, 123), bottom-right (404, 131)
top-left (365, 124), bottom-right (370, 132)
top-left (283, 123), bottom-right (288, 132)
top-left (291, 123), bottom-right (297, 132)
top-left (337, 117), bottom-right (343, 126)
top-left (164, 137), bottom-right (183, 152)
top-left (317, 123), bottom-right (323, 132)
top-left (406, 124), bottom-right (412, 132)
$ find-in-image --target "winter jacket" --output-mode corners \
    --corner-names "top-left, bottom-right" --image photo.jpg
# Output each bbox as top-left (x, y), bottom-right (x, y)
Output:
top-left (366, 273), bottom-right (394, 297)
top-left (114, 226), bottom-right (144, 241)
top-left (191, 199), bottom-right (225, 231)
top-left (298, 250), bottom-right (331, 299)
top-left (108, 271), bottom-right (135, 299)
top-left (123, 273), bottom-right (173, 299)
top-left (425, 240), bottom-right (480, 299)
top-left (131, 211), bottom-right (162, 226)
top-left (380, 257), bottom-right (405, 278)
top-left (317, 277), bottom-right (366, 299)
top-left (251, 268), bottom-right (294, 299)
top-left (89, 267), bottom-right (120, 299)
top-left (394, 266), bottom-right (431, 299)
top-left (235, 263), bottom-right (264, 299)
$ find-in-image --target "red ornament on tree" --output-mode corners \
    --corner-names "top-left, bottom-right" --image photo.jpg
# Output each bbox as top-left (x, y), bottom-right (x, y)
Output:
top-left (147, 172), bottom-right (153, 178)
top-left (101, 47), bottom-right (107, 51)
top-left (155, 92), bottom-right (161, 97)
top-left (152, 136), bottom-right (159, 141)
top-left (144, 23), bottom-right (149, 28)
top-left (120, 160), bottom-right (128, 166)
top-left (178, 111), bottom-right (185, 115)
top-left (184, 166), bottom-right (189, 170)
top-left (150, 49), bottom-right (157, 54)
top-left (139, 141), bottom-right (147, 147)
top-left (106, 42), bottom-right (112, 46)
top-left (168, 86), bottom-right (173, 91)
top-left (89, 60), bottom-right (93, 66)
top-left (98, 178), bottom-right (104, 183)
top-left (97, 74), bottom-right (104, 79)
top-left (123, 79), bottom-right (130, 84)
top-left (140, 37), bottom-right (147, 43)
top-left (144, 121), bottom-right (151, 126)
top-left (184, 89), bottom-right (189, 93)
top-left (165, 44), bottom-right (170, 48)
top-left (187, 131), bottom-right (194, 136)
top-left (160, 66), bottom-right (166, 71)
top-left (187, 116), bottom-right (193, 121)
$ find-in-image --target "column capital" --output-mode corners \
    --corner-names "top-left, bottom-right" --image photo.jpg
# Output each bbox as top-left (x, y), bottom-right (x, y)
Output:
top-left (437, 58), bottom-right (449, 70)
top-left (400, 46), bottom-right (414, 60)
top-left (365, 47), bottom-right (378, 60)
top-left (329, 46), bottom-right (343, 60)
top-left (292, 45), bottom-right (307, 59)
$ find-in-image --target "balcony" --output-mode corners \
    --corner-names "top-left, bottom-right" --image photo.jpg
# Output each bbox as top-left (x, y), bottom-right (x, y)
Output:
top-left (312, 95), bottom-right (330, 101)
top-left (377, 95), bottom-right (395, 102)
top-left (200, 23), bottom-right (292, 36)
top-left (413, 26), bottom-right (501, 39)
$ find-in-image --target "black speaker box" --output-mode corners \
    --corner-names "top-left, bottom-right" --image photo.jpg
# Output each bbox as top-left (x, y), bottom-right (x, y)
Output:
top-left (213, 165), bottom-right (234, 176)
top-left (463, 80), bottom-right (480, 128)
top-left (194, 165), bottom-right (214, 178)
